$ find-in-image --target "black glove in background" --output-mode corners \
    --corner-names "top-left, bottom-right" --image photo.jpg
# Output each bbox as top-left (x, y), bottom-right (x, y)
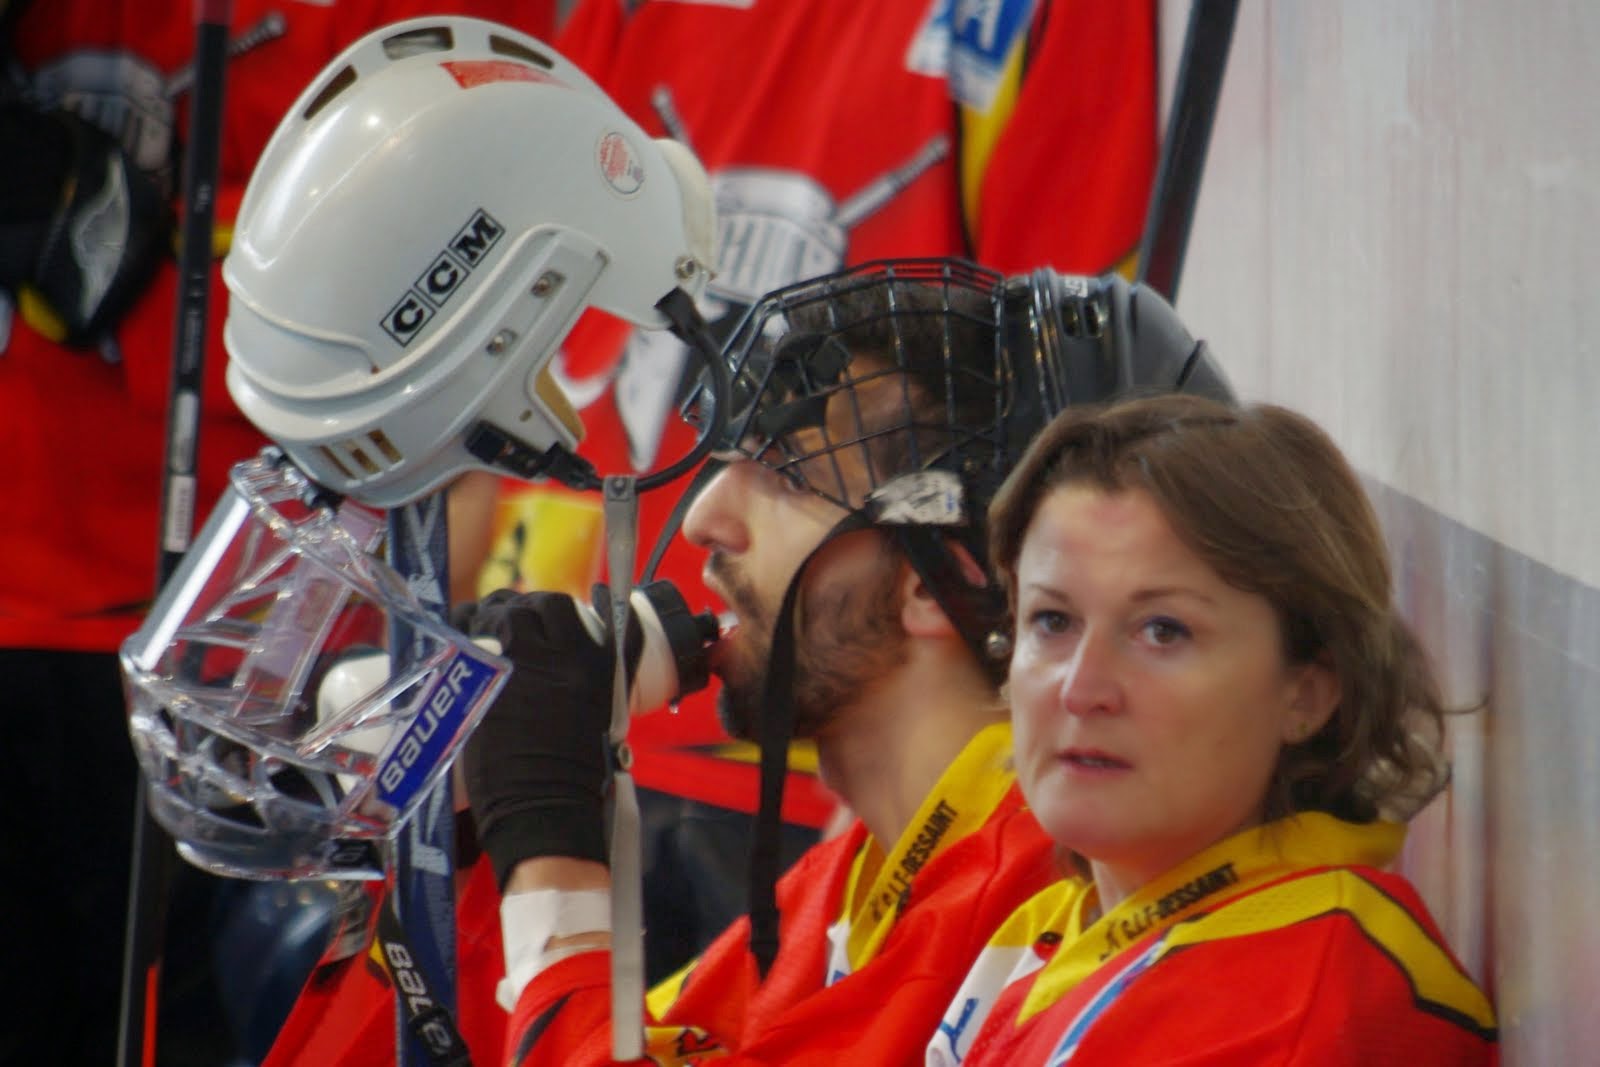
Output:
top-left (0, 102), bottom-right (72, 286)
top-left (0, 101), bottom-right (171, 346)
top-left (455, 589), bottom-right (641, 890)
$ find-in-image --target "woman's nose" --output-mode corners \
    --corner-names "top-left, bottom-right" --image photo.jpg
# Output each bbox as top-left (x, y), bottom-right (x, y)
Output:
top-left (1060, 627), bottom-right (1123, 717)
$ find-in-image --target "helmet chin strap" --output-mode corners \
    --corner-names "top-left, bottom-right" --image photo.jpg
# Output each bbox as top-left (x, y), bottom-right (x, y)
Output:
top-left (748, 509), bottom-right (871, 977)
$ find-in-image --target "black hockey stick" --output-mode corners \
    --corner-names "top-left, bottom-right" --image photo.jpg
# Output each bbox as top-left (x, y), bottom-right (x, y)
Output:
top-left (117, 3), bottom-right (233, 1064)
top-left (1136, 0), bottom-right (1240, 303)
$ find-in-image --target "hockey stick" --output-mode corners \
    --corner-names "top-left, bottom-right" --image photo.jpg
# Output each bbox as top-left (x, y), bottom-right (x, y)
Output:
top-left (387, 497), bottom-right (462, 1067)
top-left (1136, 0), bottom-right (1240, 303)
top-left (117, 3), bottom-right (233, 1065)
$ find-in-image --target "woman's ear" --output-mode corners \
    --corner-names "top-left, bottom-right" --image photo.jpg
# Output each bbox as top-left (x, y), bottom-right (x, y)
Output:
top-left (1282, 655), bottom-right (1340, 743)
top-left (900, 542), bottom-right (987, 638)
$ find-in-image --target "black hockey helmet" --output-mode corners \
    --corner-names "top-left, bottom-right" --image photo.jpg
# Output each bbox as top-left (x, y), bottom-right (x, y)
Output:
top-left (686, 256), bottom-right (1233, 681)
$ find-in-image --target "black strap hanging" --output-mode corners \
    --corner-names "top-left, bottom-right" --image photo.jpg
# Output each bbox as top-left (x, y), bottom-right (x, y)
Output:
top-left (748, 511), bottom-right (871, 976)
top-left (376, 895), bottom-right (475, 1067)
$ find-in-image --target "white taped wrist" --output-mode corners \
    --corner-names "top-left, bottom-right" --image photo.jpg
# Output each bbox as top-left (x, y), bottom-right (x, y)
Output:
top-left (496, 888), bottom-right (612, 1010)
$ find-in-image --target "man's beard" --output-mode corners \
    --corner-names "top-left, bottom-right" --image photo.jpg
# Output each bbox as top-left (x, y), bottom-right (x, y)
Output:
top-left (709, 546), bottom-right (907, 741)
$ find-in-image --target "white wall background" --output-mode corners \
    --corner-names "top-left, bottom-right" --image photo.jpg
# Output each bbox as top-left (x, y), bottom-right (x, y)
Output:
top-left (1159, 1), bottom-right (1598, 1061)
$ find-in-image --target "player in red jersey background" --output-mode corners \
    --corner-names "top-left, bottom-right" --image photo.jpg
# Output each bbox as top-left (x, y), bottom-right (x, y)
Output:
top-left (0, 2), bottom-right (551, 1062)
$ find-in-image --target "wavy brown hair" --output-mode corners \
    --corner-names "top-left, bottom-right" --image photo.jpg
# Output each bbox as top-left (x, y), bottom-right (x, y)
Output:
top-left (988, 393), bottom-right (1449, 823)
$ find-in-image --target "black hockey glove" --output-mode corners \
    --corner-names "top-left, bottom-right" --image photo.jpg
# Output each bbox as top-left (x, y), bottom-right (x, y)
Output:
top-left (455, 589), bottom-right (641, 890)
top-left (0, 101), bottom-right (171, 347)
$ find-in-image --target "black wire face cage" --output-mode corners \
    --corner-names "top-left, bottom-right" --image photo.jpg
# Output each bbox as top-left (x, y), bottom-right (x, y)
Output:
top-left (678, 255), bottom-right (1228, 678)
top-left (685, 259), bottom-right (1013, 517)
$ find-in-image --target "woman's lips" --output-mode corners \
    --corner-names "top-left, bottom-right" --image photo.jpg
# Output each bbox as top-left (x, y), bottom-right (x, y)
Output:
top-left (1059, 748), bottom-right (1132, 772)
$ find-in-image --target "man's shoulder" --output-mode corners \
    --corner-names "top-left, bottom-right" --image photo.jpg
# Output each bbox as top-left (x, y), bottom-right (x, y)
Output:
top-left (778, 819), bottom-right (871, 892)
top-left (940, 782), bottom-right (1055, 876)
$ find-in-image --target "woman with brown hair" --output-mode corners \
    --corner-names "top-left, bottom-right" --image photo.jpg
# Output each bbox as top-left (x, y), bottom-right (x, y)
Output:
top-left (940, 393), bottom-right (1496, 1066)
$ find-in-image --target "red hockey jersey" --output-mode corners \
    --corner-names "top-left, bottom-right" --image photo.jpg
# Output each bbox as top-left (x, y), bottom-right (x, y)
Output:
top-left (504, 723), bottom-right (1062, 1065)
top-left (955, 814), bottom-right (1498, 1066)
top-left (263, 856), bottom-right (511, 1067)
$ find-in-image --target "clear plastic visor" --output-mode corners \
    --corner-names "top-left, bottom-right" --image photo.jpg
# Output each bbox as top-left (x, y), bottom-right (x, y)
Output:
top-left (121, 451), bottom-right (508, 880)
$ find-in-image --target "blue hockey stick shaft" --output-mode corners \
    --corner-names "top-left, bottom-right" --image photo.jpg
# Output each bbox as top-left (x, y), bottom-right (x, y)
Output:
top-left (387, 494), bottom-right (459, 1066)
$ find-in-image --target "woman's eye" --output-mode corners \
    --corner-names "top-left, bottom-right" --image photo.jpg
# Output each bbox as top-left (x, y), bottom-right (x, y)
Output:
top-left (1028, 609), bottom-right (1072, 635)
top-left (1142, 616), bottom-right (1191, 646)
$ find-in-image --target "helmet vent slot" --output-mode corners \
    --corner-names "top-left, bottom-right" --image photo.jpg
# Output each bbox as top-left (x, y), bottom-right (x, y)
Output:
top-left (367, 429), bottom-right (403, 465)
top-left (381, 25), bottom-right (454, 60)
top-left (490, 34), bottom-right (555, 69)
top-left (347, 446), bottom-right (378, 475)
top-left (319, 445), bottom-right (356, 481)
top-left (301, 66), bottom-right (357, 122)
top-left (320, 431), bottom-right (403, 480)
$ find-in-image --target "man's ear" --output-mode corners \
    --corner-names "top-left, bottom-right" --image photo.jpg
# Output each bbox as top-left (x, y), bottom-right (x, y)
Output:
top-left (900, 542), bottom-right (986, 639)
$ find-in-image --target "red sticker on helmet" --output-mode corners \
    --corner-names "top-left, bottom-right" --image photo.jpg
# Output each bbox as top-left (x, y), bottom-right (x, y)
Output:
top-left (596, 132), bottom-right (645, 196)
top-left (440, 59), bottom-right (558, 89)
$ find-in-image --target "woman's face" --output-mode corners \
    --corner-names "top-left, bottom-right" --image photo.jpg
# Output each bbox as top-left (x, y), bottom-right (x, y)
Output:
top-left (1008, 483), bottom-right (1335, 893)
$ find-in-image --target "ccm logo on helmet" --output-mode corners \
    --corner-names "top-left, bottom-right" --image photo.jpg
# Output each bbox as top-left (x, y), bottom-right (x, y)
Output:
top-left (380, 208), bottom-right (505, 347)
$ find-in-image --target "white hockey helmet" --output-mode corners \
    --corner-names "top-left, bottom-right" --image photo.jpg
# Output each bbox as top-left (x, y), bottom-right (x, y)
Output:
top-left (222, 17), bottom-right (715, 507)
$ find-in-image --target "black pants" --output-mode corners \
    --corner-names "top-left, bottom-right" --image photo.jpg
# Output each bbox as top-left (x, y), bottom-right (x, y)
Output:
top-left (0, 648), bottom-right (236, 1067)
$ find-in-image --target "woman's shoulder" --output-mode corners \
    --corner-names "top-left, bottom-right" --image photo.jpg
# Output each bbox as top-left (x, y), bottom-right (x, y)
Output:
top-left (1180, 863), bottom-right (1474, 976)
top-left (1126, 864), bottom-right (1498, 1059)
